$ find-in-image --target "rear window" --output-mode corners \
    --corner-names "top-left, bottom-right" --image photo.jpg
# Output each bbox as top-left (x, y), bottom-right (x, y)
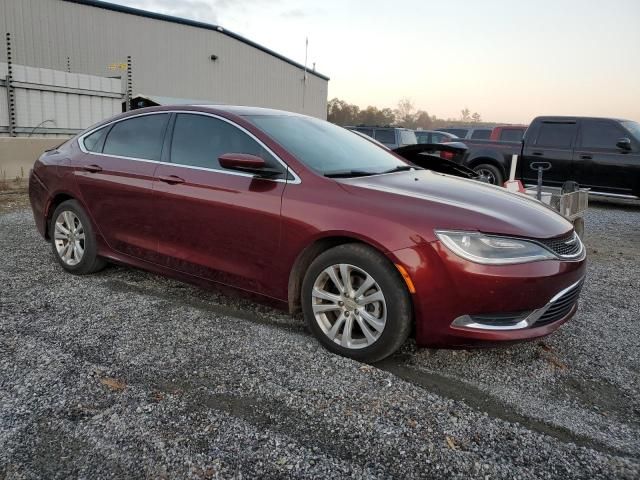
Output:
top-left (441, 128), bottom-right (468, 138)
top-left (499, 129), bottom-right (524, 142)
top-left (470, 129), bottom-right (491, 140)
top-left (356, 127), bottom-right (374, 138)
top-left (535, 123), bottom-right (576, 148)
top-left (103, 114), bottom-right (169, 161)
top-left (374, 129), bottom-right (396, 145)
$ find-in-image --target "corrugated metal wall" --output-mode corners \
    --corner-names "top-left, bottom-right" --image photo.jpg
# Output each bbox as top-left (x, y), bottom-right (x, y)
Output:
top-left (0, 0), bottom-right (328, 119)
top-left (0, 62), bottom-right (122, 137)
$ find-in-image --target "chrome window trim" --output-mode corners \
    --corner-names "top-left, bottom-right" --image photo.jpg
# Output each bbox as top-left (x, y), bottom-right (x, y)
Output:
top-left (77, 110), bottom-right (301, 184)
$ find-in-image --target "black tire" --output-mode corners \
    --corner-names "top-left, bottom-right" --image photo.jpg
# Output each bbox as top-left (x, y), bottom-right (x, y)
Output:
top-left (50, 199), bottom-right (106, 275)
top-left (473, 163), bottom-right (504, 186)
top-left (301, 243), bottom-right (412, 363)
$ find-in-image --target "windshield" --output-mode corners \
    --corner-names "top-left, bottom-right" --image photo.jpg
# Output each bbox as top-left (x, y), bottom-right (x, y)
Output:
top-left (246, 115), bottom-right (408, 176)
top-left (622, 121), bottom-right (640, 141)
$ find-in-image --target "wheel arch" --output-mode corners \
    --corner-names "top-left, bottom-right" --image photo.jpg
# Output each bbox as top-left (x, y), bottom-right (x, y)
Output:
top-left (287, 234), bottom-right (397, 314)
top-left (44, 191), bottom-right (81, 239)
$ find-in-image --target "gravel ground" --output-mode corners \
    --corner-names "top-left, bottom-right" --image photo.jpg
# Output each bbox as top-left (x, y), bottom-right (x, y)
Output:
top-left (1, 196), bottom-right (639, 479)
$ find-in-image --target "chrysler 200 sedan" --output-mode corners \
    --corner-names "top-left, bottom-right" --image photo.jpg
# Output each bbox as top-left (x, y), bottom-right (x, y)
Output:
top-left (29, 105), bottom-right (586, 362)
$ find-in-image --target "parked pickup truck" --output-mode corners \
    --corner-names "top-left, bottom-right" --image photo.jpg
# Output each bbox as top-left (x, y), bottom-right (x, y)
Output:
top-left (451, 116), bottom-right (640, 199)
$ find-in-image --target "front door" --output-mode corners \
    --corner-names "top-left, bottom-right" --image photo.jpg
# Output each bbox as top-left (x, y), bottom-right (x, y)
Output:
top-left (152, 112), bottom-right (289, 297)
top-left (73, 113), bottom-right (170, 261)
top-left (574, 119), bottom-right (640, 196)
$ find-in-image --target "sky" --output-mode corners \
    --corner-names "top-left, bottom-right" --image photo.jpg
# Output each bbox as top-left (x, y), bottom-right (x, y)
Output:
top-left (109, 0), bottom-right (640, 124)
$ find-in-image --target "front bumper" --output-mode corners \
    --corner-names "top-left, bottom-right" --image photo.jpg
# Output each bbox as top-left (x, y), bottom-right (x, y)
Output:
top-left (390, 240), bottom-right (587, 347)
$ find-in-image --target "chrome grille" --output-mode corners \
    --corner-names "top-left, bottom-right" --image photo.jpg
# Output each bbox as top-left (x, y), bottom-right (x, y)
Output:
top-left (538, 231), bottom-right (582, 258)
top-left (534, 280), bottom-right (584, 326)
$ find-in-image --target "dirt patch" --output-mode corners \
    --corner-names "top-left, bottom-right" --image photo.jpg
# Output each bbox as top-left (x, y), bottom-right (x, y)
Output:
top-left (0, 189), bottom-right (29, 213)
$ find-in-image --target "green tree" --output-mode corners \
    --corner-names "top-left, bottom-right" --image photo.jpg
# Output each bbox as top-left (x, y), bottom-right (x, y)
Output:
top-left (327, 98), bottom-right (360, 125)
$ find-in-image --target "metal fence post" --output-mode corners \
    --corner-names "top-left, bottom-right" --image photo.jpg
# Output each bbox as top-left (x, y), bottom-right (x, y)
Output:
top-left (5, 33), bottom-right (17, 137)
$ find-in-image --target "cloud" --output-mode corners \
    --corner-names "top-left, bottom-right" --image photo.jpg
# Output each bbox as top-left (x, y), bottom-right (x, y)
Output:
top-left (281, 8), bottom-right (306, 19)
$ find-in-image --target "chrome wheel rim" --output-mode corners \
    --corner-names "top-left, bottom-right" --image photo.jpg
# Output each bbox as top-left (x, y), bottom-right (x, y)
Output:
top-left (476, 168), bottom-right (497, 184)
top-left (54, 211), bottom-right (85, 266)
top-left (312, 263), bottom-right (386, 349)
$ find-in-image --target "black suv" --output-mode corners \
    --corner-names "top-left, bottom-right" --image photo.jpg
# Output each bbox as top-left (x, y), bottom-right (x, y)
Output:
top-left (346, 126), bottom-right (417, 149)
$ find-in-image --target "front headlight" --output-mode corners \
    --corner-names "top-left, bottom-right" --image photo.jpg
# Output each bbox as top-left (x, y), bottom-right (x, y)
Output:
top-left (435, 230), bottom-right (556, 265)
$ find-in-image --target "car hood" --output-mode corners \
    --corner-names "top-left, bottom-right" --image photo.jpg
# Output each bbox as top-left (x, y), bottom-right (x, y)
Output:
top-left (339, 170), bottom-right (573, 240)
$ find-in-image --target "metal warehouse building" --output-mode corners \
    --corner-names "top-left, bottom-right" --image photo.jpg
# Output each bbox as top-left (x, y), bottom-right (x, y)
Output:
top-left (0, 0), bottom-right (329, 119)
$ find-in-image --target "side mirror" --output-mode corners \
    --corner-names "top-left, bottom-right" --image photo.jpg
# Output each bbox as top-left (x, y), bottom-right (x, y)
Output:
top-left (616, 137), bottom-right (632, 151)
top-left (218, 153), bottom-right (282, 177)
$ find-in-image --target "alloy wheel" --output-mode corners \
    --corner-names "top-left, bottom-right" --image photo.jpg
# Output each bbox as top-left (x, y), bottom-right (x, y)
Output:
top-left (476, 168), bottom-right (497, 184)
top-left (54, 210), bottom-right (85, 266)
top-left (311, 263), bottom-right (387, 349)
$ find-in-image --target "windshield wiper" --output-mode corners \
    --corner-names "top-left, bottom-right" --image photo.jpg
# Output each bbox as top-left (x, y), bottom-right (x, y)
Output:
top-left (380, 165), bottom-right (418, 174)
top-left (324, 170), bottom-right (379, 178)
top-left (324, 166), bottom-right (417, 178)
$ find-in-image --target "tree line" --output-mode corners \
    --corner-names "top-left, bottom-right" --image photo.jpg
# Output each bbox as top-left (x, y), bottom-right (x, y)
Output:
top-left (327, 97), bottom-right (486, 130)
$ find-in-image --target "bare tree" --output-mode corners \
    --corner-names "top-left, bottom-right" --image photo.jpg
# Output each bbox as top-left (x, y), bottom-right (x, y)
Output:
top-left (472, 112), bottom-right (482, 123)
top-left (460, 107), bottom-right (471, 122)
top-left (395, 98), bottom-right (416, 127)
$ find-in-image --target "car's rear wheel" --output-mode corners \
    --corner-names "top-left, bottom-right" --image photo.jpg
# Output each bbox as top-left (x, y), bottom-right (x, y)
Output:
top-left (474, 163), bottom-right (503, 186)
top-left (50, 200), bottom-right (106, 274)
top-left (302, 244), bottom-right (412, 362)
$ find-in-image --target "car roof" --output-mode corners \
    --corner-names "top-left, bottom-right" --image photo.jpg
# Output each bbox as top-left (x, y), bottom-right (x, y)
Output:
top-left (533, 115), bottom-right (630, 123)
top-left (115, 104), bottom-right (306, 118)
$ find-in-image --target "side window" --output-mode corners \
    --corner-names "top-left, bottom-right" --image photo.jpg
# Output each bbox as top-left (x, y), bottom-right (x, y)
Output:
top-left (374, 129), bottom-right (396, 144)
top-left (535, 123), bottom-right (576, 148)
top-left (579, 121), bottom-right (626, 149)
top-left (400, 130), bottom-right (417, 145)
top-left (103, 114), bottom-right (169, 160)
top-left (169, 113), bottom-right (283, 172)
top-left (416, 132), bottom-right (429, 144)
top-left (431, 133), bottom-right (446, 143)
top-left (471, 129), bottom-right (491, 140)
top-left (82, 126), bottom-right (109, 153)
top-left (500, 129), bottom-right (524, 142)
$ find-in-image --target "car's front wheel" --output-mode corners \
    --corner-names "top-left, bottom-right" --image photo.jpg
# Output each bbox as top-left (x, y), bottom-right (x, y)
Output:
top-left (302, 244), bottom-right (412, 362)
top-left (50, 200), bottom-right (106, 275)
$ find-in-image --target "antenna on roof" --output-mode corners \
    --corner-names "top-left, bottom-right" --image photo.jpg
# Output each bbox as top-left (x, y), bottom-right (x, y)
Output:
top-left (302, 37), bottom-right (308, 109)
top-left (303, 37), bottom-right (308, 83)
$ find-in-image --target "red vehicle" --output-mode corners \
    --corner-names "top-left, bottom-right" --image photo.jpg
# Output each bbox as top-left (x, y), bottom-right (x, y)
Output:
top-left (28, 105), bottom-right (586, 362)
top-left (489, 125), bottom-right (528, 142)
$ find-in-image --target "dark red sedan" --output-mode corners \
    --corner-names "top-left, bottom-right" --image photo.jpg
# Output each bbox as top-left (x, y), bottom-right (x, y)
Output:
top-left (29, 105), bottom-right (586, 362)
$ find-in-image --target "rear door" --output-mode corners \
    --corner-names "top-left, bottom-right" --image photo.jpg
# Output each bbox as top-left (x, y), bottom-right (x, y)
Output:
top-left (152, 112), bottom-right (288, 297)
top-left (574, 119), bottom-right (640, 195)
top-left (521, 121), bottom-right (577, 187)
top-left (74, 112), bottom-right (169, 261)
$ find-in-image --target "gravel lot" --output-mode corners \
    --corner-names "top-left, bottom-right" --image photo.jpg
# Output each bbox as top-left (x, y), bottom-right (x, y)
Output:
top-left (1, 193), bottom-right (639, 479)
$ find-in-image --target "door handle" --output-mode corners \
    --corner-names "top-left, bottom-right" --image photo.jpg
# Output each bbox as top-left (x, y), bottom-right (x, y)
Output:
top-left (82, 164), bottom-right (102, 173)
top-left (580, 154), bottom-right (592, 160)
top-left (532, 152), bottom-right (544, 156)
top-left (158, 175), bottom-right (186, 185)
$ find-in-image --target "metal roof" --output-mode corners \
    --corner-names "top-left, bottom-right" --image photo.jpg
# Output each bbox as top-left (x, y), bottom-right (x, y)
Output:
top-left (62, 0), bottom-right (329, 81)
